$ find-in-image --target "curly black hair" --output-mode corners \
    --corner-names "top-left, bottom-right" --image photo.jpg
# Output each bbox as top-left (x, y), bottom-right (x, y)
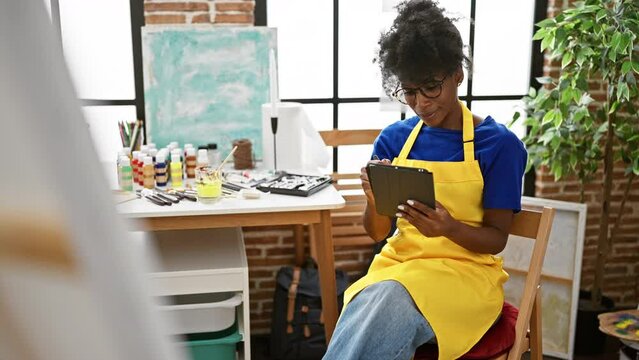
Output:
top-left (377, 0), bottom-right (471, 95)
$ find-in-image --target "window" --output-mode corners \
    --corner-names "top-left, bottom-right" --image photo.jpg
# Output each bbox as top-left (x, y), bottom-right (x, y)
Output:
top-left (263, 0), bottom-right (545, 195)
top-left (48, 0), bottom-right (144, 162)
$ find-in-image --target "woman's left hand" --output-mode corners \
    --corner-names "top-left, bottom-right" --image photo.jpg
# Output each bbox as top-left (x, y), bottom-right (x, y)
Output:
top-left (396, 200), bottom-right (457, 238)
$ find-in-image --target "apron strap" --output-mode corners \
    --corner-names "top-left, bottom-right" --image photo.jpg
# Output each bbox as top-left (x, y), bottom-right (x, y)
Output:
top-left (396, 101), bottom-right (476, 162)
top-left (397, 119), bottom-right (423, 161)
top-left (461, 101), bottom-right (475, 162)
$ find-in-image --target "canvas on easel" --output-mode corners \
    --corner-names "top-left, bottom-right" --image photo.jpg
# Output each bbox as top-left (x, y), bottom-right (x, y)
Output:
top-left (142, 26), bottom-right (277, 159)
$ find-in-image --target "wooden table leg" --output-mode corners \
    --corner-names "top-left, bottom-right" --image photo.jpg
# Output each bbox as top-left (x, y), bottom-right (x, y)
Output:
top-left (312, 210), bottom-right (338, 344)
top-left (293, 224), bottom-right (305, 267)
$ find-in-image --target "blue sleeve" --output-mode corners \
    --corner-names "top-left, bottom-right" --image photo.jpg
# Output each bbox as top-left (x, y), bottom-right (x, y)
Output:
top-left (482, 132), bottom-right (527, 212)
top-left (371, 122), bottom-right (407, 160)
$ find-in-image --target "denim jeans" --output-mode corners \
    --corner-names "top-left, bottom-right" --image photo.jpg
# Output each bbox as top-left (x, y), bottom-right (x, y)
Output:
top-left (323, 280), bottom-right (435, 360)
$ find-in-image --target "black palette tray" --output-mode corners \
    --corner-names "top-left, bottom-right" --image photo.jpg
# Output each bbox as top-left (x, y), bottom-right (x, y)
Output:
top-left (256, 173), bottom-right (332, 197)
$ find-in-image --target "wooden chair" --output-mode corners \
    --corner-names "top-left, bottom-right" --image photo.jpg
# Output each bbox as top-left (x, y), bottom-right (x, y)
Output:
top-left (501, 206), bottom-right (555, 360)
top-left (292, 129), bottom-right (382, 265)
top-left (414, 205), bottom-right (556, 360)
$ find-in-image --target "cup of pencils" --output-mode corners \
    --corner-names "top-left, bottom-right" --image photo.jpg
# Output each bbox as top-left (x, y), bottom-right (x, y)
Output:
top-left (118, 120), bottom-right (142, 151)
top-left (195, 166), bottom-right (222, 203)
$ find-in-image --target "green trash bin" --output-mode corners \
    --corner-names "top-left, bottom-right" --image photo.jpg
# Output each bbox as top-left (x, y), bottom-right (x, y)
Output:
top-left (184, 325), bottom-right (242, 360)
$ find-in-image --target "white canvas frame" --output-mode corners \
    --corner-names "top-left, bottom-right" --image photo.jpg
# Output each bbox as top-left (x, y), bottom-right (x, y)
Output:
top-left (499, 196), bottom-right (587, 359)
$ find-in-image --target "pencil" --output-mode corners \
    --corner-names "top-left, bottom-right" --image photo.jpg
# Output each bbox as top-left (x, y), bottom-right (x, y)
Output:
top-left (130, 120), bottom-right (141, 150)
top-left (118, 121), bottom-right (126, 147)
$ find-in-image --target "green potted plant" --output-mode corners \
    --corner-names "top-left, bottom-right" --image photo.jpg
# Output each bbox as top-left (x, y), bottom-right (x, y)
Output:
top-left (511, 0), bottom-right (639, 354)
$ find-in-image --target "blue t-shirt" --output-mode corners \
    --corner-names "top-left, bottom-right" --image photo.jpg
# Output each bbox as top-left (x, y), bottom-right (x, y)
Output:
top-left (372, 115), bottom-right (527, 212)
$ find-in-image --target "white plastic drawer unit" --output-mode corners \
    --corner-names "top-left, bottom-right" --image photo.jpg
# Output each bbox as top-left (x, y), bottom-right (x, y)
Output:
top-left (148, 227), bottom-right (248, 296)
top-left (161, 292), bottom-right (242, 335)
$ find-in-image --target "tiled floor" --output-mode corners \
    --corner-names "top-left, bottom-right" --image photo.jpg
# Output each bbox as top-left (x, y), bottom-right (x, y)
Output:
top-left (250, 334), bottom-right (628, 360)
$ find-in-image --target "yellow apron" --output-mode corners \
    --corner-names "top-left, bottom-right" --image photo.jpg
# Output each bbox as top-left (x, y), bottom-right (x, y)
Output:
top-left (343, 103), bottom-right (509, 360)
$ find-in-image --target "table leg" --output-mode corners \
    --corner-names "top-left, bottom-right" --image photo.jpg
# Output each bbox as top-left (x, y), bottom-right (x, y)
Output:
top-left (293, 224), bottom-right (305, 267)
top-left (312, 209), bottom-right (338, 344)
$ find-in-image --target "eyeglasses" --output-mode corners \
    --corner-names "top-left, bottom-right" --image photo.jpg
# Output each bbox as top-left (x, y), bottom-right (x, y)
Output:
top-left (392, 75), bottom-right (447, 104)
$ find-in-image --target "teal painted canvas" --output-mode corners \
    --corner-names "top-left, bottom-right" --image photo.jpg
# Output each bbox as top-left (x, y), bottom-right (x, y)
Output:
top-left (142, 26), bottom-right (276, 159)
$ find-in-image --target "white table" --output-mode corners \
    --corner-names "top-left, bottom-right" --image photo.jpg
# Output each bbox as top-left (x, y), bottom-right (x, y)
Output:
top-left (116, 185), bottom-right (345, 346)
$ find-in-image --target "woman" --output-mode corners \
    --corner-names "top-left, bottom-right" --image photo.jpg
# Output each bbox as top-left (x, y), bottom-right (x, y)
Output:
top-left (323, 1), bottom-right (527, 359)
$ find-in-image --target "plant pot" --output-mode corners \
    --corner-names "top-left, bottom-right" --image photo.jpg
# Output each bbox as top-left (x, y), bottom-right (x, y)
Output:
top-left (574, 290), bottom-right (615, 356)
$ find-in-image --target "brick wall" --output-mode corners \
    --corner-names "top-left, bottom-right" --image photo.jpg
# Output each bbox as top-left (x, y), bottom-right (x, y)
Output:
top-left (144, 1), bottom-right (254, 25)
top-left (537, 0), bottom-right (639, 307)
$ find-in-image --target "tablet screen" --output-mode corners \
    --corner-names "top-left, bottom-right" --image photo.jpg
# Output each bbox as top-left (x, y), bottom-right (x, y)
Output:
top-left (366, 163), bottom-right (435, 217)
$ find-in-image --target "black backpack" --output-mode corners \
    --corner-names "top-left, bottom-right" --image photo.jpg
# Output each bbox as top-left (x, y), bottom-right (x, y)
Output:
top-left (269, 262), bottom-right (349, 360)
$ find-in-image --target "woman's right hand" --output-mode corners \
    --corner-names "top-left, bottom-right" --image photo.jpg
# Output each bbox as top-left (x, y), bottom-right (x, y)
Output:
top-left (360, 158), bottom-right (391, 198)
top-left (361, 158), bottom-right (393, 241)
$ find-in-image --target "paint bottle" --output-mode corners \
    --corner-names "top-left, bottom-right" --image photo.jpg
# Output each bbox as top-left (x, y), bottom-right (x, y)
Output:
top-left (166, 143), bottom-right (178, 180)
top-left (158, 148), bottom-right (170, 182)
top-left (140, 144), bottom-right (149, 156)
top-left (149, 148), bottom-right (158, 162)
top-left (207, 143), bottom-right (221, 168)
top-left (185, 147), bottom-right (197, 179)
top-left (147, 143), bottom-right (156, 150)
top-left (136, 151), bottom-right (145, 185)
top-left (116, 150), bottom-right (126, 188)
top-left (170, 153), bottom-right (183, 189)
top-left (184, 143), bottom-right (194, 156)
top-left (168, 142), bottom-right (179, 153)
top-left (119, 156), bottom-right (133, 192)
top-left (131, 151), bottom-right (141, 187)
top-left (155, 153), bottom-right (168, 188)
top-left (143, 156), bottom-right (155, 189)
top-left (197, 148), bottom-right (209, 169)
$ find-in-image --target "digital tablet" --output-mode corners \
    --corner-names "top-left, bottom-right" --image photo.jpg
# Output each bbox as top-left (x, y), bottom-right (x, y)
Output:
top-left (366, 163), bottom-right (435, 217)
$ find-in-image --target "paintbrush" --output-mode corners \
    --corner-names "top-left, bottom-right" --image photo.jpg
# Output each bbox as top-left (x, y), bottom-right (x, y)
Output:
top-left (215, 145), bottom-right (238, 173)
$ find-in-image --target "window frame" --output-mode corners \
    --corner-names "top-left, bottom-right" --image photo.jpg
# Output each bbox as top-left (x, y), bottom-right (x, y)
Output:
top-left (258, 0), bottom-right (548, 196)
top-left (51, 0), bottom-right (546, 197)
top-left (48, 0), bottom-right (146, 134)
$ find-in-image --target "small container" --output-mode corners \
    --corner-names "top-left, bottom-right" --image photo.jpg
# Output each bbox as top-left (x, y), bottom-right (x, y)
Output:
top-left (131, 151), bottom-right (142, 186)
top-left (161, 292), bottom-right (242, 335)
top-left (143, 156), bottom-right (155, 189)
top-left (185, 326), bottom-right (242, 360)
top-left (207, 143), bottom-right (221, 168)
top-left (185, 147), bottom-right (197, 179)
top-left (159, 149), bottom-right (170, 182)
top-left (149, 148), bottom-right (158, 162)
top-left (170, 153), bottom-right (183, 188)
top-left (119, 156), bottom-right (133, 192)
top-left (195, 166), bottom-right (222, 203)
top-left (147, 143), bottom-right (156, 150)
top-left (171, 148), bottom-right (184, 177)
top-left (155, 153), bottom-right (168, 188)
top-left (197, 149), bottom-right (209, 169)
top-left (116, 150), bottom-right (126, 187)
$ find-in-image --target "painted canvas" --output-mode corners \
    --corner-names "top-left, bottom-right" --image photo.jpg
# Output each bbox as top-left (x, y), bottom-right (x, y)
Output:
top-left (142, 26), bottom-right (277, 159)
top-left (499, 196), bottom-right (587, 359)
